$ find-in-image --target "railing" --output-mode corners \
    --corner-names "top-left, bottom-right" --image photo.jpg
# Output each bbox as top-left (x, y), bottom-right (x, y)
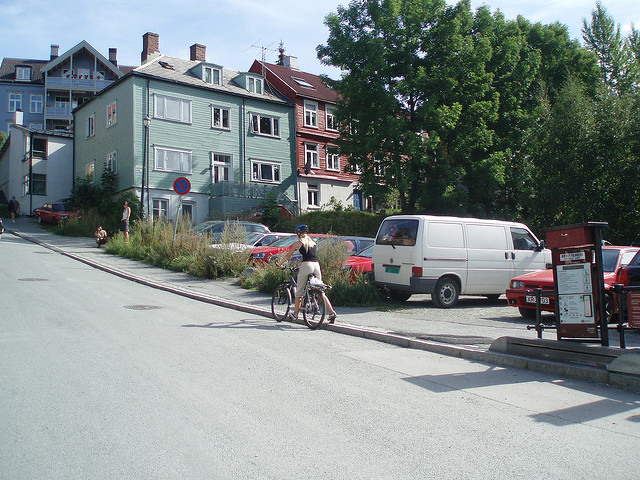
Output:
top-left (45, 106), bottom-right (70, 117)
top-left (46, 77), bottom-right (114, 91)
top-left (209, 181), bottom-right (297, 214)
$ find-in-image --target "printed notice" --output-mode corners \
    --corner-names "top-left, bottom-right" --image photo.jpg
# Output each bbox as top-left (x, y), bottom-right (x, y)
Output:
top-left (557, 263), bottom-right (594, 324)
top-left (556, 263), bottom-right (592, 295)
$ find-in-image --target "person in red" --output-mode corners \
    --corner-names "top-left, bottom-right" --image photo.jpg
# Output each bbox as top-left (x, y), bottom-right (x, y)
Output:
top-left (276, 224), bottom-right (338, 323)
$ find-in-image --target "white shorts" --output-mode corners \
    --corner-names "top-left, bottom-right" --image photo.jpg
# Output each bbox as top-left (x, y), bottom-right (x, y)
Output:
top-left (296, 261), bottom-right (322, 297)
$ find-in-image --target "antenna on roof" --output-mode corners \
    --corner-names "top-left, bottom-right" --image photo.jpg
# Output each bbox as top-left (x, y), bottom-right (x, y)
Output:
top-left (250, 41), bottom-right (277, 63)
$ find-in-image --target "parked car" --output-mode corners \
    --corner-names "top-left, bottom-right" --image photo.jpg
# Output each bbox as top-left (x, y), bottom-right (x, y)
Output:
top-left (0, 218), bottom-right (4, 235)
top-left (343, 244), bottom-right (374, 279)
top-left (284, 236), bottom-right (375, 265)
top-left (34, 202), bottom-right (81, 224)
top-left (210, 232), bottom-right (294, 252)
top-left (506, 245), bottom-right (640, 320)
top-left (193, 220), bottom-right (270, 243)
top-left (249, 234), bottom-right (327, 265)
top-left (616, 250), bottom-right (640, 286)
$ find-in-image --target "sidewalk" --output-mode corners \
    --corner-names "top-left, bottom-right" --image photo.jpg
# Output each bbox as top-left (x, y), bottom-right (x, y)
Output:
top-left (5, 217), bottom-right (640, 392)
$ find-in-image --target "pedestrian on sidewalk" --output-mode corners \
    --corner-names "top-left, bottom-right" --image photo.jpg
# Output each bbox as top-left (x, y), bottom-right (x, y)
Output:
top-left (8, 196), bottom-right (20, 223)
top-left (95, 225), bottom-right (108, 247)
top-left (276, 224), bottom-right (338, 323)
top-left (121, 201), bottom-right (131, 241)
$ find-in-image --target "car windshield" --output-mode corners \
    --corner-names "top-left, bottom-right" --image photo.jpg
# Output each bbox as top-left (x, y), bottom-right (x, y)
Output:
top-left (354, 244), bottom-right (373, 258)
top-left (269, 236), bottom-right (301, 248)
top-left (53, 204), bottom-right (72, 211)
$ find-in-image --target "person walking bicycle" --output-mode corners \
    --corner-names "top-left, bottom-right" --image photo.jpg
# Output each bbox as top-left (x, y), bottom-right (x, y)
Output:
top-left (276, 224), bottom-right (338, 323)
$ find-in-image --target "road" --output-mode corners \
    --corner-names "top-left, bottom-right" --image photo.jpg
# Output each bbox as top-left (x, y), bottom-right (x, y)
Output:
top-left (2, 233), bottom-right (640, 479)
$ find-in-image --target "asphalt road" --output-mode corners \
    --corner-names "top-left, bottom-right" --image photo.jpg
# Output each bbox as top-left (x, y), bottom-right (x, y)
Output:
top-left (2, 229), bottom-right (640, 479)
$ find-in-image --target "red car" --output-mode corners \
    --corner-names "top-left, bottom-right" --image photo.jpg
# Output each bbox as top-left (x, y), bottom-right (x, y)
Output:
top-left (249, 234), bottom-right (326, 265)
top-left (506, 246), bottom-right (640, 320)
top-left (34, 202), bottom-right (81, 224)
top-left (343, 244), bottom-right (373, 279)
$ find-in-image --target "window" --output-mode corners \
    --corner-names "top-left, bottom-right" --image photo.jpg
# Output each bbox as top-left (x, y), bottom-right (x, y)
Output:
top-left (86, 114), bottom-right (95, 138)
top-left (292, 77), bottom-right (315, 89)
top-left (32, 138), bottom-right (47, 157)
top-left (250, 113), bottom-right (279, 137)
top-left (326, 106), bottom-right (337, 131)
top-left (211, 106), bottom-right (230, 129)
top-left (86, 161), bottom-right (96, 183)
top-left (154, 94), bottom-right (191, 123)
top-left (308, 184), bottom-right (319, 208)
top-left (305, 143), bottom-right (319, 169)
top-left (204, 66), bottom-right (221, 85)
top-left (153, 198), bottom-right (169, 219)
top-left (16, 67), bottom-right (31, 81)
top-left (30, 95), bottom-right (43, 114)
top-left (154, 146), bottom-right (192, 173)
top-left (327, 151), bottom-right (340, 171)
top-left (248, 77), bottom-right (263, 94)
top-left (251, 159), bottom-right (280, 183)
top-left (8, 93), bottom-right (22, 112)
top-left (181, 202), bottom-right (194, 219)
top-left (29, 123), bottom-right (43, 130)
top-left (510, 228), bottom-right (538, 251)
top-left (106, 151), bottom-right (117, 173)
top-left (353, 189), bottom-right (363, 211)
top-left (304, 100), bottom-right (318, 127)
top-left (212, 153), bottom-right (232, 182)
top-left (55, 96), bottom-right (69, 108)
top-left (107, 101), bottom-right (117, 127)
top-left (31, 174), bottom-right (46, 195)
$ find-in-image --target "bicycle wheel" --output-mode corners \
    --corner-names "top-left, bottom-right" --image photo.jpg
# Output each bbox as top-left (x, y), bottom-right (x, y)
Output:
top-left (271, 285), bottom-right (292, 322)
top-left (302, 289), bottom-right (326, 329)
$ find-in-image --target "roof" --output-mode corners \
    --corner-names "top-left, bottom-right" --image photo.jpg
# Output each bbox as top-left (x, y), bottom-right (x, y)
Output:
top-left (0, 58), bottom-right (48, 83)
top-left (41, 40), bottom-right (123, 77)
top-left (133, 55), bottom-right (290, 105)
top-left (257, 61), bottom-right (338, 104)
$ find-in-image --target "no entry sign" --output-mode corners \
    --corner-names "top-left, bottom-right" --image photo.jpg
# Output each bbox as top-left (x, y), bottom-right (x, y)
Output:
top-left (173, 177), bottom-right (191, 195)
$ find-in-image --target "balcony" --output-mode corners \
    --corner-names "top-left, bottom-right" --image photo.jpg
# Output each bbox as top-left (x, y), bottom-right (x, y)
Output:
top-left (45, 106), bottom-right (70, 118)
top-left (46, 76), bottom-right (114, 92)
top-left (210, 181), bottom-right (296, 214)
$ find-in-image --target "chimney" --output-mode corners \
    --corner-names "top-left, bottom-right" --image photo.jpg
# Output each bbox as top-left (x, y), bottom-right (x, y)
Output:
top-left (109, 48), bottom-right (118, 67)
top-left (283, 55), bottom-right (299, 71)
top-left (14, 109), bottom-right (24, 126)
top-left (141, 32), bottom-right (160, 64)
top-left (190, 44), bottom-right (206, 62)
top-left (50, 45), bottom-right (59, 61)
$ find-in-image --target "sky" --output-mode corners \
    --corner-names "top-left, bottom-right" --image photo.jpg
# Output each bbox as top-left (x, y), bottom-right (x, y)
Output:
top-left (1, 0), bottom-right (639, 79)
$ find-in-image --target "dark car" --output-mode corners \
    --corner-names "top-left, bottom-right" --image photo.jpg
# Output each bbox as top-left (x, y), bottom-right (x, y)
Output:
top-left (616, 250), bottom-right (640, 286)
top-left (34, 202), bottom-right (81, 224)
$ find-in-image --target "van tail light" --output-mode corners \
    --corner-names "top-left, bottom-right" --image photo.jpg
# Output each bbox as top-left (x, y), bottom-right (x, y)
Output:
top-left (617, 267), bottom-right (629, 286)
top-left (412, 267), bottom-right (423, 277)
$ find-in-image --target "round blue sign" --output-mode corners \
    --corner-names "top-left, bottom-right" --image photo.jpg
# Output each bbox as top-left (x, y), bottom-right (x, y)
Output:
top-left (173, 177), bottom-right (191, 195)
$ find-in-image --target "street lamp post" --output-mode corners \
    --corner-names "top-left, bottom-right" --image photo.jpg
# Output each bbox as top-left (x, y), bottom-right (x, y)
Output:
top-left (141, 116), bottom-right (150, 218)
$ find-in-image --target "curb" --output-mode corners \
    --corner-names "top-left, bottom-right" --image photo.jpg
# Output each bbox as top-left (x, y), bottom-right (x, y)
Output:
top-left (9, 228), bottom-right (640, 393)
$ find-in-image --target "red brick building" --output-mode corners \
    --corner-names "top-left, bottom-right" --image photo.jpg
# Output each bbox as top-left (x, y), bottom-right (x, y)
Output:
top-left (250, 57), bottom-right (364, 212)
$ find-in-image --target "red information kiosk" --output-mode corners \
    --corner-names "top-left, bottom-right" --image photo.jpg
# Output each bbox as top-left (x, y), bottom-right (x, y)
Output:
top-left (544, 222), bottom-right (610, 345)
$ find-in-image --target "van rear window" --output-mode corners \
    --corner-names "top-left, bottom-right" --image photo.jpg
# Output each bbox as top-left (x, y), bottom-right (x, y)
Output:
top-left (376, 219), bottom-right (418, 246)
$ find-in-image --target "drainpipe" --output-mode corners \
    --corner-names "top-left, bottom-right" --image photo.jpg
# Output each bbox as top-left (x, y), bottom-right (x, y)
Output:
top-left (29, 130), bottom-right (33, 214)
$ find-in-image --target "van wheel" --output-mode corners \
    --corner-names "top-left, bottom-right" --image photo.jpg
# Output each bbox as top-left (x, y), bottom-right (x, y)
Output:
top-left (389, 290), bottom-right (411, 302)
top-left (432, 277), bottom-right (459, 308)
top-left (485, 294), bottom-right (501, 303)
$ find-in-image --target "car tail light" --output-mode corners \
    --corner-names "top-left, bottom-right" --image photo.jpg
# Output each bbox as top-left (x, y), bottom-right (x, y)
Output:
top-left (412, 267), bottom-right (422, 277)
top-left (617, 267), bottom-right (629, 285)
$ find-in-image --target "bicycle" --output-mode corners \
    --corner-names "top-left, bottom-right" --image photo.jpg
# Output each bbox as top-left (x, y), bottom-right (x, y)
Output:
top-left (271, 266), bottom-right (331, 329)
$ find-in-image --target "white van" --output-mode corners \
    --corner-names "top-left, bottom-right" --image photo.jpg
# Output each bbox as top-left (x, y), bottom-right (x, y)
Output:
top-left (372, 215), bottom-right (551, 307)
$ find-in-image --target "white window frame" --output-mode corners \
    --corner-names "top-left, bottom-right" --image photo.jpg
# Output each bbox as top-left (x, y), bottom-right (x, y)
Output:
top-left (86, 160), bottom-right (96, 184)
top-left (8, 93), bottom-right (22, 112)
top-left (251, 159), bottom-right (281, 184)
top-left (16, 67), bottom-right (31, 81)
top-left (326, 105), bottom-right (337, 131)
top-left (30, 94), bottom-right (43, 114)
top-left (248, 76), bottom-right (263, 94)
top-left (308, 184), bottom-right (320, 208)
top-left (327, 151), bottom-right (340, 172)
top-left (107, 101), bottom-right (117, 127)
top-left (305, 143), bottom-right (319, 169)
top-left (250, 113), bottom-right (280, 138)
top-left (86, 114), bottom-right (95, 138)
top-left (154, 94), bottom-right (191, 123)
top-left (106, 150), bottom-right (117, 174)
top-left (304, 100), bottom-right (318, 128)
top-left (204, 66), bottom-right (221, 85)
top-left (153, 145), bottom-right (192, 174)
top-left (211, 106), bottom-right (230, 130)
top-left (211, 152), bottom-right (233, 183)
top-left (152, 198), bottom-right (169, 219)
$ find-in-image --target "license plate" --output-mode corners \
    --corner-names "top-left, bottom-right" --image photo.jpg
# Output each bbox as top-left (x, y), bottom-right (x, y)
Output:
top-left (526, 295), bottom-right (550, 305)
top-left (385, 266), bottom-right (400, 274)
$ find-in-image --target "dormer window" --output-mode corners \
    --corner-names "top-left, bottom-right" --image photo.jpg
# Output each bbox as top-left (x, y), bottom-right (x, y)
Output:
top-left (16, 66), bottom-right (31, 81)
top-left (292, 77), bottom-right (315, 89)
top-left (204, 66), bottom-right (221, 85)
top-left (248, 76), bottom-right (263, 94)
